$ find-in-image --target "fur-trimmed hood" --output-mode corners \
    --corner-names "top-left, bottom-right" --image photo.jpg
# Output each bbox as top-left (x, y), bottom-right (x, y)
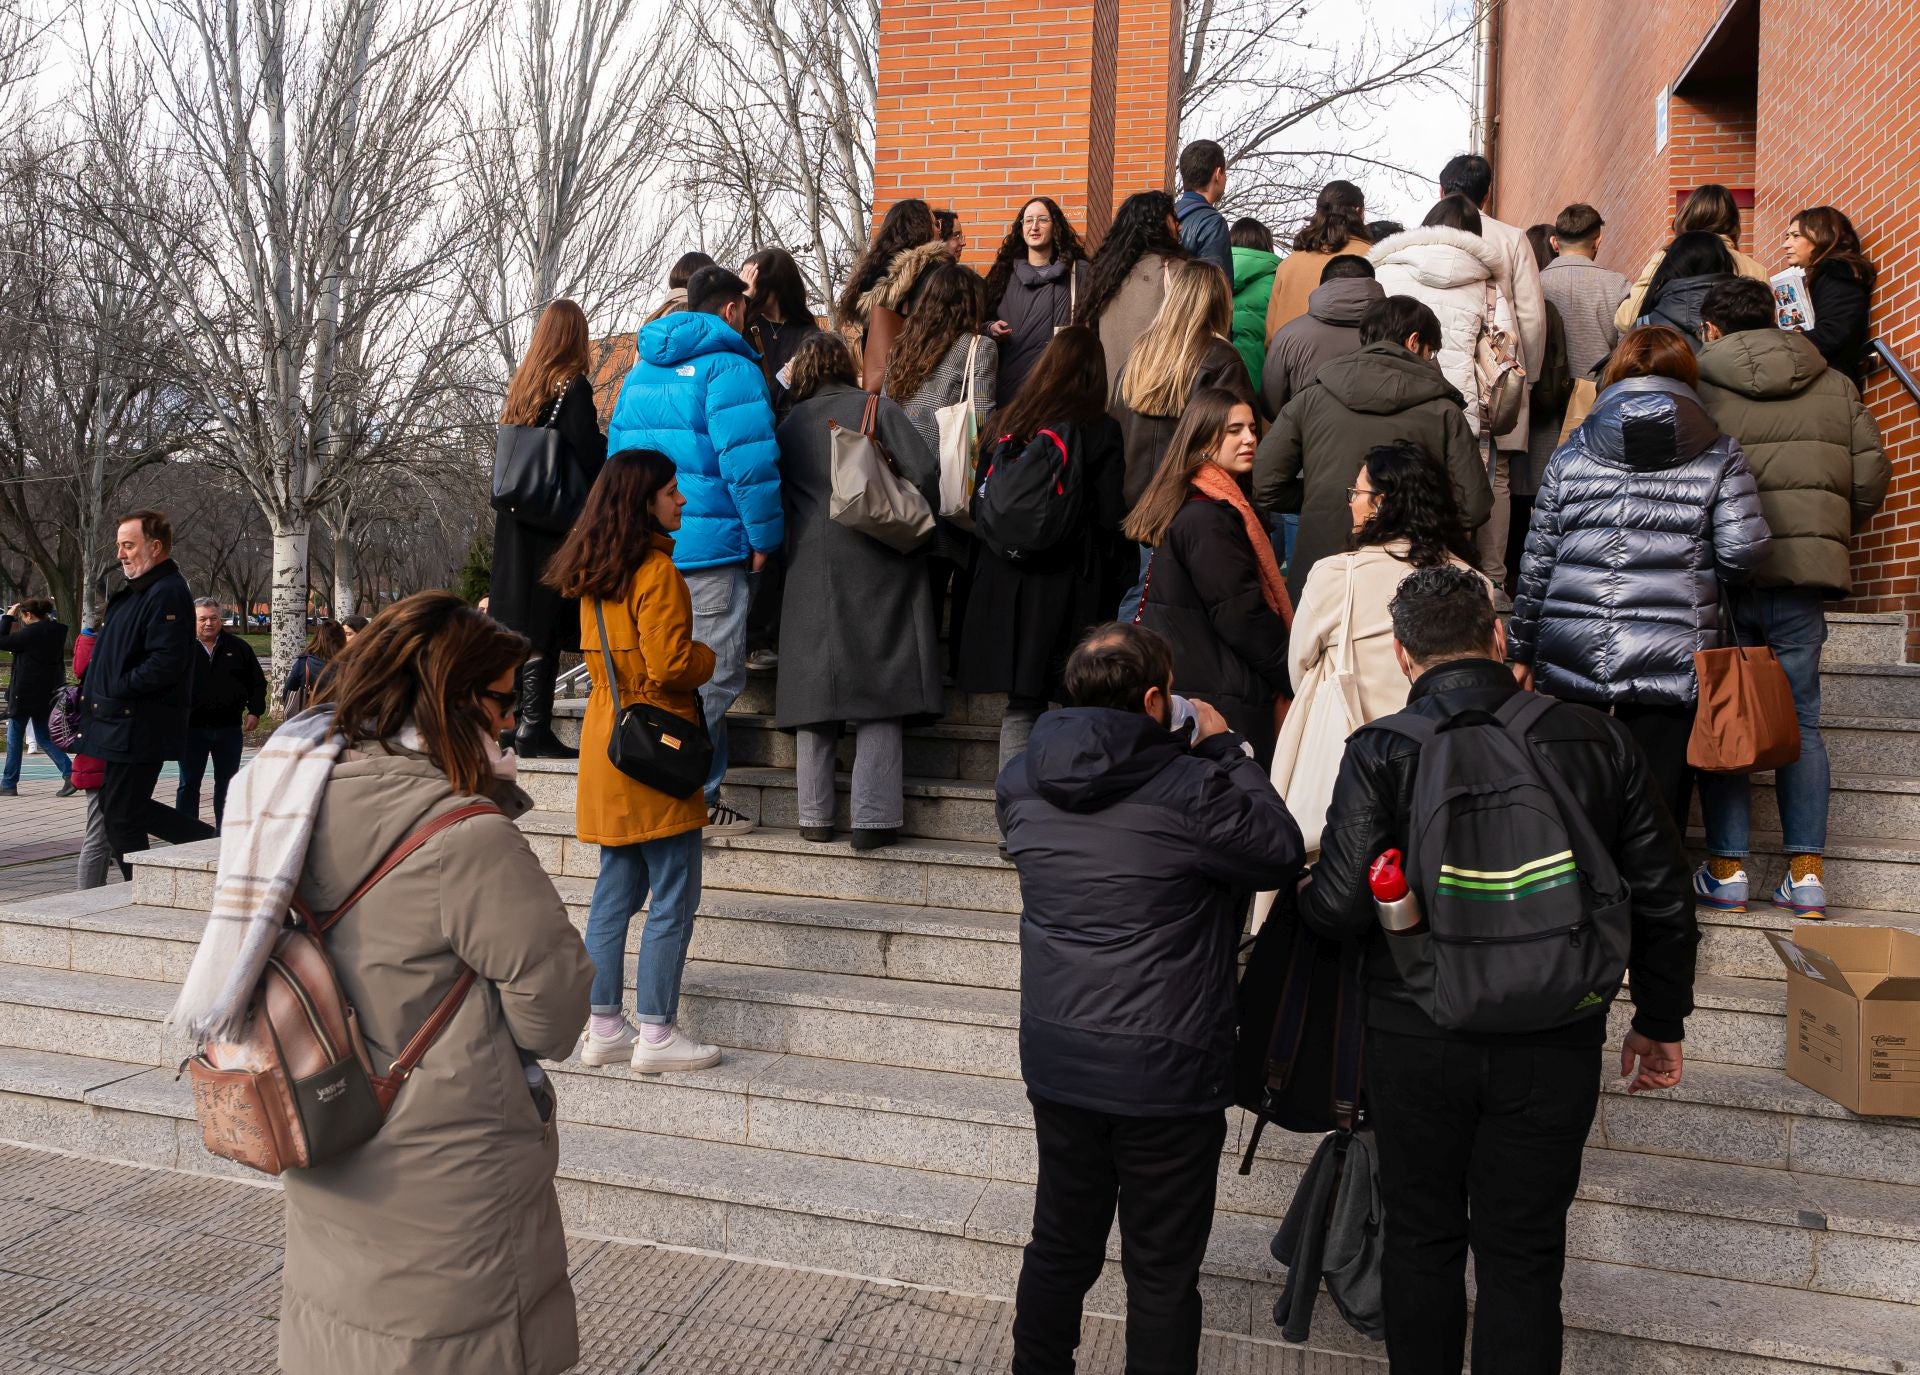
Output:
top-left (850, 240), bottom-right (954, 324)
top-left (1367, 226), bottom-right (1504, 292)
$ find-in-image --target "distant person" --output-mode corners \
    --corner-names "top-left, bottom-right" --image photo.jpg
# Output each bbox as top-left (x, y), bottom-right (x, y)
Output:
top-left (1364, 218), bottom-right (1403, 243)
top-left (1617, 183), bottom-right (1769, 331)
top-left (741, 246), bottom-right (821, 420)
top-left (1000, 621), bottom-right (1302, 1375)
top-left (1296, 563), bottom-right (1696, 1375)
top-left (281, 622), bottom-right (345, 716)
top-left (1228, 217), bottom-right (1278, 390)
top-left (645, 250), bottom-right (715, 323)
top-left (76, 510), bottom-right (216, 878)
top-left (1173, 138), bottom-right (1233, 281)
top-left (1781, 205), bottom-right (1876, 379)
top-left (838, 199), bottom-right (954, 384)
top-left (177, 598), bottom-right (266, 830)
top-left (608, 264), bottom-right (784, 838)
top-left (1126, 389), bottom-right (1292, 763)
top-left (489, 298), bottom-right (609, 758)
top-left (934, 208), bottom-right (967, 259)
top-left (985, 197), bottom-right (1090, 404)
top-left (1633, 230), bottom-right (1736, 349)
top-left (1260, 255), bottom-right (1383, 418)
top-left (69, 623), bottom-right (109, 888)
top-left (1257, 296), bottom-right (1490, 605)
top-left (1075, 190), bottom-right (1188, 396)
top-left (0, 598), bottom-right (72, 798)
top-left (339, 614), bottom-right (368, 641)
top-left (1267, 180), bottom-right (1370, 339)
top-left (1691, 277), bottom-right (1889, 916)
top-left (1511, 326), bottom-right (1771, 829)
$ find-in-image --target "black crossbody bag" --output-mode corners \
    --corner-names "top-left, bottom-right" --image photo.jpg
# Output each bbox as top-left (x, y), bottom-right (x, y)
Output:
top-left (592, 599), bottom-right (712, 799)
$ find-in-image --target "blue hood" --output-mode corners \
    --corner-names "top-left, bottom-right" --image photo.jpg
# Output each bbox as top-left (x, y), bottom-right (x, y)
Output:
top-left (639, 311), bottom-right (760, 368)
top-left (1023, 707), bottom-right (1187, 813)
top-left (1580, 375), bottom-right (1722, 472)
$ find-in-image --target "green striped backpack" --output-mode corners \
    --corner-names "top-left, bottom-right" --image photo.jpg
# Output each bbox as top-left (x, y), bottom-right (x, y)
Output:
top-left (1365, 692), bottom-right (1632, 1034)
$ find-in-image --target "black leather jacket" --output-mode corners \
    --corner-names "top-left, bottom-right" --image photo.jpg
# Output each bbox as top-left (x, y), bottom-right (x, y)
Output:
top-left (1296, 657), bottom-right (1697, 1044)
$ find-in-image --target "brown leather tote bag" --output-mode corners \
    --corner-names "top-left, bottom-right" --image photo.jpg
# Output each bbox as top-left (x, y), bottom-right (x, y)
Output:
top-left (1687, 599), bottom-right (1802, 773)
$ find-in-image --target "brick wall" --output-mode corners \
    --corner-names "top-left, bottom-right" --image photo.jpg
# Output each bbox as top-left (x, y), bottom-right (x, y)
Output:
top-left (1110, 0), bottom-right (1181, 198)
top-left (1492, 0), bottom-right (1920, 654)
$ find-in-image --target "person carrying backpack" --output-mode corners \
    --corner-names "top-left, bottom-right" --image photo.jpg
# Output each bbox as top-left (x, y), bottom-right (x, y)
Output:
top-left (1295, 564), bottom-right (1697, 1375)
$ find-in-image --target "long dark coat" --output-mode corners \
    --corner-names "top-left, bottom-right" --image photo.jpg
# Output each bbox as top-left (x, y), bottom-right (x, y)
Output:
top-left (490, 375), bottom-right (607, 657)
top-left (773, 382), bottom-right (944, 729)
top-left (957, 416), bottom-right (1127, 703)
top-left (0, 615), bottom-right (68, 720)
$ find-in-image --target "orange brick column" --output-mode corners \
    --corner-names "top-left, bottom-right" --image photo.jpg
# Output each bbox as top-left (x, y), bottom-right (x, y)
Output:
top-left (1111, 0), bottom-right (1182, 199)
top-left (872, 0), bottom-right (1178, 258)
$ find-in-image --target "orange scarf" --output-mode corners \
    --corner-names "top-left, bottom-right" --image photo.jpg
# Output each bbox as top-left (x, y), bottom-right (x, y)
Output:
top-left (1190, 463), bottom-right (1293, 626)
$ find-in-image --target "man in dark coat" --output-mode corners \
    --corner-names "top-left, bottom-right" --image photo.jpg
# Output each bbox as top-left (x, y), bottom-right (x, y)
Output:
top-left (998, 622), bottom-right (1303, 1375)
top-left (1173, 139), bottom-right (1234, 283)
top-left (79, 510), bottom-right (216, 877)
top-left (1255, 296), bottom-right (1492, 605)
top-left (1297, 565), bottom-right (1696, 1375)
top-left (176, 597), bottom-right (267, 831)
top-left (1260, 257), bottom-right (1384, 417)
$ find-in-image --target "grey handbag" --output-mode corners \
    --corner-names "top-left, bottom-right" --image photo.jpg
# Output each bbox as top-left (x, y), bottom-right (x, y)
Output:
top-left (828, 392), bottom-right (935, 553)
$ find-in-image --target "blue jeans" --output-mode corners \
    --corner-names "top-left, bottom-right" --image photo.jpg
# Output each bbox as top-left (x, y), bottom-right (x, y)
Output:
top-left (176, 724), bottom-right (244, 831)
top-left (685, 564), bottom-right (751, 805)
top-left (584, 829), bottom-right (703, 1022)
top-left (1117, 544), bottom-right (1152, 623)
top-left (1698, 587), bottom-right (1830, 857)
top-left (2, 715), bottom-right (70, 790)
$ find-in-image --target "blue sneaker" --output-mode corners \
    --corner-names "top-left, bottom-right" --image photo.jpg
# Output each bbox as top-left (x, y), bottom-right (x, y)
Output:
top-left (1772, 872), bottom-right (1828, 917)
top-left (1693, 863), bottom-right (1748, 913)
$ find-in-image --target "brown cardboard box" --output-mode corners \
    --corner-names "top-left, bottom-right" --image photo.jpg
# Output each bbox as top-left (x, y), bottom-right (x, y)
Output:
top-left (1764, 926), bottom-right (1920, 1117)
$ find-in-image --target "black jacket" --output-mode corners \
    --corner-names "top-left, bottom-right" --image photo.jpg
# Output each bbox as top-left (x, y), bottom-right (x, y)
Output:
top-left (747, 314), bottom-right (821, 419)
top-left (78, 559), bottom-right (197, 764)
top-left (991, 258), bottom-right (1088, 405)
top-left (1111, 337), bottom-right (1255, 505)
top-left (0, 615), bottom-right (68, 720)
top-left (1806, 259), bottom-right (1872, 381)
top-left (1296, 657), bottom-right (1697, 1044)
top-left (188, 630), bottom-right (268, 729)
top-left (999, 707), bottom-right (1304, 1116)
top-left (1139, 492), bottom-right (1291, 763)
top-left (1639, 271), bottom-right (1731, 351)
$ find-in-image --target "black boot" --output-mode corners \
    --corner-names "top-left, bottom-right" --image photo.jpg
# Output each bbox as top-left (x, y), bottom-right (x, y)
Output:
top-left (514, 656), bottom-right (578, 759)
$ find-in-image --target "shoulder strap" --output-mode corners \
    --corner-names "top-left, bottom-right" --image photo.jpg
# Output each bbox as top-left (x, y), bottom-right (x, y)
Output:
top-left (593, 599), bottom-right (625, 716)
top-left (1496, 690), bottom-right (1557, 738)
top-left (1363, 708), bottom-right (1439, 746)
top-left (862, 390), bottom-right (880, 437)
top-left (300, 802), bottom-right (500, 936)
top-left (962, 334), bottom-right (979, 410)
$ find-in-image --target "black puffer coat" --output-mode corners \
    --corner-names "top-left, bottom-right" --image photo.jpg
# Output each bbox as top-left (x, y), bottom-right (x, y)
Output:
top-left (78, 559), bottom-right (197, 764)
top-left (1510, 376), bottom-right (1770, 706)
top-left (998, 707), bottom-right (1303, 1116)
top-left (1806, 258), bottom-right (1873, 381)
top-left (0, 615), bottom-right (68, 720)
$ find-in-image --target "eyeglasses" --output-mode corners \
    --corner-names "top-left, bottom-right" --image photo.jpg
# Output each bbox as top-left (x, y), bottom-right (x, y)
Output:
top-left (1346, 486), bottom-right (1381, 503)
top-left (1022, 218), bottom-right (1051, 229)
top-left (478, 688), bottom-right (519, 718)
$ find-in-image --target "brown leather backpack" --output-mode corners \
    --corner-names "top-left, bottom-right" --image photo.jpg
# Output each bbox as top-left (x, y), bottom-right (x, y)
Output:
top-left (184, 803), bottom-right (497, 1176)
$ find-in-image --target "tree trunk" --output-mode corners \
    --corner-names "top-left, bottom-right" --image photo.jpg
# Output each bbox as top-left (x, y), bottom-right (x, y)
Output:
top-left (270, 519), bottom-right (310, 696)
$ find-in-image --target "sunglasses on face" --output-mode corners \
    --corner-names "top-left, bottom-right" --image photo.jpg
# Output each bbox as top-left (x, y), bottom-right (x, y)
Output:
top-left (478, 688), bottom-right (519, 717)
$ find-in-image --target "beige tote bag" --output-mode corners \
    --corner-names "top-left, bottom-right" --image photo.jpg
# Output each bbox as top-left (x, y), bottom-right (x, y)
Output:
top-left (934, 335), bottom-right (982, 527)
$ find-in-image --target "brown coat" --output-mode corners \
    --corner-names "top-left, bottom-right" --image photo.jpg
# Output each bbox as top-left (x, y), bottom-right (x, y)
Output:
top-left (1095, 251), bottom-right (1177, 397)
top-left (278, 751), bottom-right (593, 1375)
top-left (1264, 242), bottom-right (1370, 341)
top-left (577, 536), bottom-right (716, 846)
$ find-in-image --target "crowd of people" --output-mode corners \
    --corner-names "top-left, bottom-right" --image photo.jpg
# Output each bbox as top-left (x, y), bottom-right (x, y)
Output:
top-left (0, 135), bottom-right (1890, 1375)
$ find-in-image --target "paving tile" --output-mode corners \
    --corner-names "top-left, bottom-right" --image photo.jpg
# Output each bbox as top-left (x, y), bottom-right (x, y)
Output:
top-left (810, 1346), bottom-right (969, 1375)
top-left (642, 1318), bottom-right (826, 1373)
top-left (110, 1309), bottom-right (279, 1374)
top-left (690, 1260), bottom-right (866, 1337)
top-left (572, 1300), bottom-right (681, 1375)
top-left (0, 1270), bottom-right (66, 1334)
top-left (569, 1241), bottom-right (729, 1316)
top-left (4, 1290), bottom-right (191, 1374)
top-left (0, 1151), bottom-right (152, 1211)
top-left (834, 1283), bottom-right (1006, 1361)
top-left (0, 1198), bottom-right (70, 1250)
top-left (0, 1213), bottom-right (178, 1286)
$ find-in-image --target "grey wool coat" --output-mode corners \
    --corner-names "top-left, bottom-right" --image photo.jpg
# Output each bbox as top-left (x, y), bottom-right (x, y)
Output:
top-left (773, 382), bottom-right (945, 729)
top-left (278, 748), bottom-right (593, 1375)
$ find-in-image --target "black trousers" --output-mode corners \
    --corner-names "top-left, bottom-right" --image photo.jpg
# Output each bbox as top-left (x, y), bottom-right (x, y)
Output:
top-left (176, 724), bottom-right (244, 831)
top-left (1367, 1030), bottom-right (1602, 1375)
top-left (1012, 1093), bottom-right (1227, 1375)
top-left (102, 757), bottom-right (217, 879)
top-left (1613, 702), bottom-right (1696, 835)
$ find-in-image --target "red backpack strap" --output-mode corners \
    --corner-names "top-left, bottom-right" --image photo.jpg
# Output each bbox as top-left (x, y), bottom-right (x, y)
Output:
top-left (298, 803), bottom-right (500, 935)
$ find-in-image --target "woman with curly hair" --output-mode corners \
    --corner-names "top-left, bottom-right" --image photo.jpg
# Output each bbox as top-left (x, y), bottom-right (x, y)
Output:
top-left (837, 198), bottom-right (954, 384)
top-left (1074, 190), bottom-right (1188, 395)
top-left (983, 196), bottom-right (1089, 404)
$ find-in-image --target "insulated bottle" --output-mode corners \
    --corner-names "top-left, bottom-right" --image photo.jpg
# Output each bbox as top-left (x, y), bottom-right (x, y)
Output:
top-left (1370, 848), bottom-right (1424, 935)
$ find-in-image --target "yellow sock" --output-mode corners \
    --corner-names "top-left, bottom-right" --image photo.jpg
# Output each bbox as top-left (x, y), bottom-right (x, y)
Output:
top-left (1707, 856), bottom-right (1744, 881)
top-left (1789, 854), bottom-right (1824, 884)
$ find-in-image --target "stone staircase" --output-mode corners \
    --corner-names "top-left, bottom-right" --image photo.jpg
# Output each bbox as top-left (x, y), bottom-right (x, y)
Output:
top-left (2, 611), bottom-right (1919, 1370)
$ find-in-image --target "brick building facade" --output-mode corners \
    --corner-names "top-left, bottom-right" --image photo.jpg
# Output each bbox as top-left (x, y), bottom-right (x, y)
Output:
top-left (1487, 0), bottom-right (1920, 649)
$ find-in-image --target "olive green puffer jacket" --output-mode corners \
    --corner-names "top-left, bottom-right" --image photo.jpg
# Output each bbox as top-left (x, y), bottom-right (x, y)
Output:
top-left (1695, 329), bottom-right (1888, 595)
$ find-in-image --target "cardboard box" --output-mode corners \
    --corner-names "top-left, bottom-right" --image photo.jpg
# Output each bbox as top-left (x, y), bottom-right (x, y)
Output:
top-left (1764, 926), bottom-right (1920, 1117)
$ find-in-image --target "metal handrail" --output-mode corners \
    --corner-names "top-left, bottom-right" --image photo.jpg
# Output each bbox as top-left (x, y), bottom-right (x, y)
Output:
top-left (555, 662), bottom-right (591, 697)
top-left (1871, 339), bottom-right (1920, 410)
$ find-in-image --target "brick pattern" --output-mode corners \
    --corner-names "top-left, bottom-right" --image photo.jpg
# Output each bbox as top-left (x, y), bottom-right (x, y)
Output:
top-left (1492, 0), bottom-right (1920, 654)
top-left (1110, 0), bottom-right (1181, 198)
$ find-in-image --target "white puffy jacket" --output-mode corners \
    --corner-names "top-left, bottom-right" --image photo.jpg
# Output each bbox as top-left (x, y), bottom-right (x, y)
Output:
top-left (1369, 226), bottom-right (1516, 438)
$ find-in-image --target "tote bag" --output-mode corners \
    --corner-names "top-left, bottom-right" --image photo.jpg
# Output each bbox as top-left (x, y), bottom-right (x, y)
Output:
top-left (1251, 557), bottom-right (1366, 931)
top-left (1687, 598), bottom-right (1801, 773)
top-left (1474, 281), bottom-right (1526, 438)
top-left (829, 392), bottom-right (936, 553)
top-left (934, 335), bottom-right (982, 526)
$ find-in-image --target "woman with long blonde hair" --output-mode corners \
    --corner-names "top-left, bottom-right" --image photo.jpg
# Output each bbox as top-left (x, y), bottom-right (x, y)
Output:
top-left (491, 299), bottom-right (609, 757)
top-left (1110, 258), bottom-right (1253, 618)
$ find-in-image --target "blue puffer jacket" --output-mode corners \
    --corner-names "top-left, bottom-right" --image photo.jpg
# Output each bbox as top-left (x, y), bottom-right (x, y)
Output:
top-left (1510, 375), bottom-right (1770, 706)
top-left (607, 312), bottom-right (784, 570)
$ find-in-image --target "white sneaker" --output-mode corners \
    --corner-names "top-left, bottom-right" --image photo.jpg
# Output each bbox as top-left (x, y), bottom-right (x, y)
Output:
top-left (705, 802), bottom-right (756, 838)
top-left (630, 1025), bottom-right (722, 1074)
top-left (579, 1016), bottom-right (640, 1066)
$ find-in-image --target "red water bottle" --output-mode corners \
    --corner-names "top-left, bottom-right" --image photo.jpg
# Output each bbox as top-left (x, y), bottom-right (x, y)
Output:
top-left (1370, 849), bottom-right (1424, 935)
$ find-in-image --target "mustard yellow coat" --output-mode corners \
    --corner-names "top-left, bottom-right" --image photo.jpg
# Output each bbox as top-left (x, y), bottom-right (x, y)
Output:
top-left (574, 536), bottom-right (716, 846)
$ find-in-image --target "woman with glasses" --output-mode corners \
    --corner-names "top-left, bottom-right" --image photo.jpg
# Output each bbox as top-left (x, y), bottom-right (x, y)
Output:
top-left (544, 449), bottom-right (723, 1074)
top-left (984, 196), bottom-right (1089, 404)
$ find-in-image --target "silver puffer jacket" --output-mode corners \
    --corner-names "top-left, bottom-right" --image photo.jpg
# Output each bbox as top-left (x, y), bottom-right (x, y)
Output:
top-left (1511, 375), bottom-right (1770, 706)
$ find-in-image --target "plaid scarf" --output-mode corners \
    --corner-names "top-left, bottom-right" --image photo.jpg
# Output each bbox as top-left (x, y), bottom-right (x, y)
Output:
top-left (169, 707), bottom-right (346, 1044)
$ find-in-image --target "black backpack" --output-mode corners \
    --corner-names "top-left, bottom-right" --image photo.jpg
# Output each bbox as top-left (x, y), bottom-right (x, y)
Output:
top-left (1362, 692), bottom-right (1632, 1034)
top-left (971, 425), bottom-right (1086, 563)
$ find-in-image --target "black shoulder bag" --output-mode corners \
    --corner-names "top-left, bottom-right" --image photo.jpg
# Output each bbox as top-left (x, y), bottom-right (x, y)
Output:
top-left (493, 385), bottom-right (594, 534)
top-left (592, 599), bottom-right (713, 799)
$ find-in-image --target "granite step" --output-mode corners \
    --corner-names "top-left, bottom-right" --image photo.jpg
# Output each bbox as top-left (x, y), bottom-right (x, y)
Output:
top-left (1824, 611), bottom-right (1908, 666)
top-left (1610, 973), bottom-right (1790, 1070)
top-left (1693, 903), bottom-right (1920, 981)
top-left (1820, 717), bottom-right (1920, 776)
top-left (1693, 771), bottom-right (1920, 844)
top-left (1819, 662), bottom-right (1920, 718)
top-left (550, 709), bottom-right (1004, 782)
top-left (729, 670), bottom-right (1009, 729)
top-left (0, 1047), bottom-right (1916, 1370)
top-left (1684, 831), bottom-right (1920, 914)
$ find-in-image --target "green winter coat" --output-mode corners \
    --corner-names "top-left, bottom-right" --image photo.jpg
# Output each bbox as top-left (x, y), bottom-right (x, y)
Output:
top-left (1695, 329), bottom-right (1889, 595)
top-left (1231, 247), bottom-right (1280, 391)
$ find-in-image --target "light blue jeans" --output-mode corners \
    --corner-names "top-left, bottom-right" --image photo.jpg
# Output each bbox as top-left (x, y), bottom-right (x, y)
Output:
top-left (685, 564), bottom-right (751, 805)
top-left (2, 715), bottom-right (71, 791)
top-left (1698, 587), bottom-right (1830, 857)
top-left (584, 829), bottom-right (704, 1023)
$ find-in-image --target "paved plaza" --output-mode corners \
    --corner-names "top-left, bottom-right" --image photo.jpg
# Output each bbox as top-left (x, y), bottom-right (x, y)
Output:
top-left (0, 764), bottom-right (214, 906)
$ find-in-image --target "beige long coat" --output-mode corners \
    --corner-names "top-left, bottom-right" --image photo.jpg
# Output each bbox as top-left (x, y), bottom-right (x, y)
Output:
top-left (277, 748), bottom-right (593, 1375)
